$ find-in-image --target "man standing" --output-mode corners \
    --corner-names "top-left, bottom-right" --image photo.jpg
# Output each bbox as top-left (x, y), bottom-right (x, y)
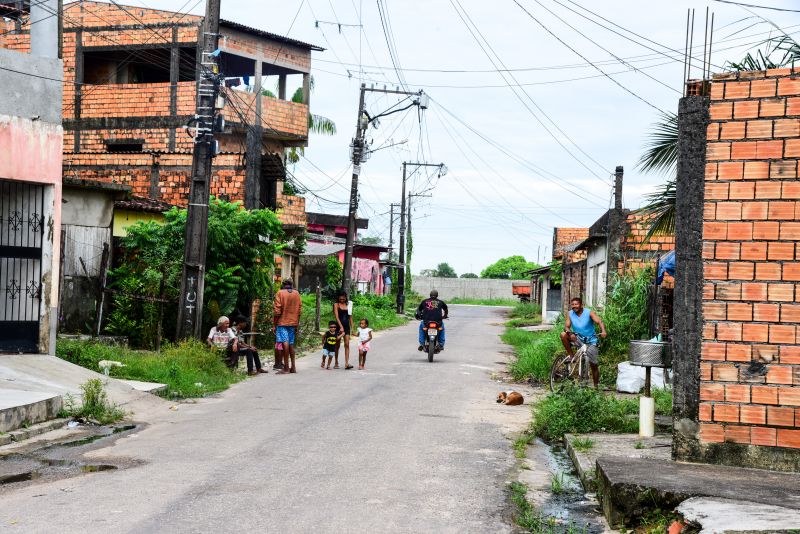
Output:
top-left (274, 279), bottom-right (302, 374)
top-left (560, 296), bottom-right (607, 389)
top-left (416, 289), bottom-right (448, 351)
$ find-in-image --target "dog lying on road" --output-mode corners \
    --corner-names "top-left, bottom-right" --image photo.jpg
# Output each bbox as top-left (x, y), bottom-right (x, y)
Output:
top-left (496, 390), bottom-right (524, 406)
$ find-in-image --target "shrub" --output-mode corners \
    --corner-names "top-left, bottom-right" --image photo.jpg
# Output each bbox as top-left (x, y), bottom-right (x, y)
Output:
top-left (505, 322), bottom-right (564, 383)
top-left (510, 301), bottom-right (542, 320)
top-left (61, 379), bottom-right (125, 424)
top-left (532, 384), bottom-right (638, 441)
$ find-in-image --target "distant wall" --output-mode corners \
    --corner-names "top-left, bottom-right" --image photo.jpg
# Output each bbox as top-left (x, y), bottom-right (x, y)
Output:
top-left (412, 277), bottom-right (529, 300)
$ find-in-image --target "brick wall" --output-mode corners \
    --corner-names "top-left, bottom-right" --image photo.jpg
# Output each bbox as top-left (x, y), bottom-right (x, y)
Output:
top-left (700, 68), bottom-right (800, 454)
top-left (620, 212), bottom-right (676, 274)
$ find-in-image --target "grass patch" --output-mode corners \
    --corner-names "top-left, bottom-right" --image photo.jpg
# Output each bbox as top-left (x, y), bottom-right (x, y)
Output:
top-left (57, 339), bottom-right (243, 399)
top-left (570, 436), bottom-right (595, 452)
top-left (504, 326), bottom-right (563, 383)
top-left (634, 440), bottom-right (644, 450)
top-left (550, 472), bottom-right (568, 494)
top-left (532, 384), bottom-right (672, 442)
top-left (513, 432), bottom-right (534, 459)
top-left (449, 297), bottom-right (519, 306)
top-left (60, 379), bottom-right (125, 424)
top-left (509, 481), bottom-right (588, 533)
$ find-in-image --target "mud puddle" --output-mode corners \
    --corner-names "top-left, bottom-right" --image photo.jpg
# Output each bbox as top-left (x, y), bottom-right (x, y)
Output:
top-left (0, 424), bottom-right (139, 490)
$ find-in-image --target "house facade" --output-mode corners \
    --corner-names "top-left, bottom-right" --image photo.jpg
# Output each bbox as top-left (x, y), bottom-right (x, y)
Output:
top-left (0, 0), bottom-right (63, 354)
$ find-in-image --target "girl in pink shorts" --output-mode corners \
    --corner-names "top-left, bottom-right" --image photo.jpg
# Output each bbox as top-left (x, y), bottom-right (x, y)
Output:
top-left (356, 318), bottom-right (373, 370)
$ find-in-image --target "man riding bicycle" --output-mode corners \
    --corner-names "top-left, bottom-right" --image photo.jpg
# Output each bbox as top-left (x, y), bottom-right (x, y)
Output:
top-left (560, 296), bottom-right (607, 388)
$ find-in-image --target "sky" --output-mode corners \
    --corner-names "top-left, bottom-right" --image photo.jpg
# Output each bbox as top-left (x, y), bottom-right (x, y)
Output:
top-left (107, 0), bottom-right (800, 275)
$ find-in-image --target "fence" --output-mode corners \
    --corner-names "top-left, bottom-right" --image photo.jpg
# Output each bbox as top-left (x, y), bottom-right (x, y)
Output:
top-left (411, 277), bottom-right (529, 300)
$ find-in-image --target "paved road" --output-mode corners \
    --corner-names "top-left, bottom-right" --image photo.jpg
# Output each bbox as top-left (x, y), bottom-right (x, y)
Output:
top-left (1, 305), bottom-right (530, 533)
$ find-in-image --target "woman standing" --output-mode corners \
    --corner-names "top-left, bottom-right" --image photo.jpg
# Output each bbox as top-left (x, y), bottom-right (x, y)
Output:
top-left (333, 291), bottom-right (354, 369)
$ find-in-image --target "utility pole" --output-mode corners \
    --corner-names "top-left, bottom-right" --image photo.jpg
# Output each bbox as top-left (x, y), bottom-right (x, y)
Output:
top-left (388, 202), bottom-right (400, 254)
top-left (342, 86), bottom-right (428, 294)
top-left (176, 0), bottom-right (222, 340)
top-left (342, 84), bottom-right (368, 294)
top-left (396, 162), bottom-right (446, 313)
top-left (606, 165), bottom-right (624, 296)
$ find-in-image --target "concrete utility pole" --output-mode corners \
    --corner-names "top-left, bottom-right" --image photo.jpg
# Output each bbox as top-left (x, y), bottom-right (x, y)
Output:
top-left (342, 86), bottom-right (428, 293)
top-left (176, 0), bottom-right (222, 340)
top-left (396, 162), bottom-right (445, 313)
top-left (388, 202), bottom-right (400, 254)
top-left (341, 84), bottom-right (368, 294)
top-left (606, 165), bottom-right (624, 295)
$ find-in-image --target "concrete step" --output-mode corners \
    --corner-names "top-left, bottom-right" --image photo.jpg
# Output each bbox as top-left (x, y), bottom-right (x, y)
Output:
top-left (0, 418), bottom-right (69, 446)
top-left (117, 379), bottom-right (167, 395)
top-left (0, 390), bottom-right (63, 433)
top-left (596, 456), bottom-right (800, 529)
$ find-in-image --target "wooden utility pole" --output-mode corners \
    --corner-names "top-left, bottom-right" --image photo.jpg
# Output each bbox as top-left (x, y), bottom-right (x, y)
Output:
top-left (342, 86), bottom-right (428, 294)
top-left (341, 84), bottom-right (368, 294)
top-left (176, 0), bottom-right (222, 340)
top-left (396, 162), bottom-right (445, 313)
top-left (606, 166), bottom-right (624, 295)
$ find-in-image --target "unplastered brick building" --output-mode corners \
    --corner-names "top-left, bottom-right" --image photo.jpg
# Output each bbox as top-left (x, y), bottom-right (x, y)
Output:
top-left (0, 1), bottom-right (320, 227)
top-left (673, 69), bottom-right (800, 471)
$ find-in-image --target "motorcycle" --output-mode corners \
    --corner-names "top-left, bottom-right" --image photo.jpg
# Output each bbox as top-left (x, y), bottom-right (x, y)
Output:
top-left (423, 320), bottom-right (443, 362)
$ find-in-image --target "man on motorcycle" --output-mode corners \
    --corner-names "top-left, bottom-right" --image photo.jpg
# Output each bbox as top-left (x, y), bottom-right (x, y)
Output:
top-left (416, 290), bottom-right (448, 351)
top-left (560, 296), bottom-right (607, 388)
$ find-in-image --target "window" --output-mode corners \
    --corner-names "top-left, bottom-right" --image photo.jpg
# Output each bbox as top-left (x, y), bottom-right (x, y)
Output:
top-left (105, 139), bottom-right (144, 153)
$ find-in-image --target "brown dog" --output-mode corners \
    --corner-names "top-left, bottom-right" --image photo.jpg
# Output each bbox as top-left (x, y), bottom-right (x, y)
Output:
top-left (497, 390), bottom-right (524, 406)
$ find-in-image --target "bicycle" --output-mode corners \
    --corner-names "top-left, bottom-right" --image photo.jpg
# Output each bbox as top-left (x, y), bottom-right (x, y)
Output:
top-left (549, 333), bottom-right (598, 392)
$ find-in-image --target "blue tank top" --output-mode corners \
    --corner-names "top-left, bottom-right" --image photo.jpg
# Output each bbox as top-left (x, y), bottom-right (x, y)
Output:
top-left (569, 308), bottom-right (597, 344)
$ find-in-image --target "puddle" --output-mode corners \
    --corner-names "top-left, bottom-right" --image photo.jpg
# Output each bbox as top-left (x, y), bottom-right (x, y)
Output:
top-left (0, 424), bottom-right (138, 489)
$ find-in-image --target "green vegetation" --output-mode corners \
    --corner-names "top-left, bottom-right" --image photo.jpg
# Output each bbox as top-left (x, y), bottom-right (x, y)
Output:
top-left (105, 198), bottom-right (284, 348)
top-left (60, 379), bottom-right (125, 424)
top-left (481, 255), bottom-right (539, 279)
top-left (570, 436), bottom-right (595, 452)
top-left (449, 297), bottom-right (518, 306)
top-left (504, 324), bottom-right (564, 383)
top-left (513, 432), bottom-right (534, 459)
top-left (550, 472), bottom-right (568, 494)
top-left (634, 441), bottom-right (644, 450)
top-left (460, 272), bottom-right (478, 278)
top-left (531, 384), bottom-right (673, 442)
top-left (509, 481), bottom-right (588, 534)
top-left (507, 302), bottom-right (543, 327)
top-left (630, 508), bottom-right (685, 534)
top-left (56, 340), bottom-right (243, 399)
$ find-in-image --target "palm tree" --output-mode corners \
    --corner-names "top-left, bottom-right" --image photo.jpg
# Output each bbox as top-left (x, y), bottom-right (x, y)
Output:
top-left (287, 76), bottom-right (336, 164)
top-left (637, 36), bottom-right (799, 241)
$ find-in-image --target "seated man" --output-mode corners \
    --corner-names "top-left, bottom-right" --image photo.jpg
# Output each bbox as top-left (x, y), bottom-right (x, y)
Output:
top-left (207, 315), bottom-right (238, 369)
top-left (416, 290), bottom-right (448, 351)
top-left (560, 297), bottom-right (607, 388)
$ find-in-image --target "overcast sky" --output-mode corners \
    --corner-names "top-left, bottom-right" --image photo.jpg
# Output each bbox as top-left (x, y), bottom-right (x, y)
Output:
top-left (115, 0), bottom-right (800, 275)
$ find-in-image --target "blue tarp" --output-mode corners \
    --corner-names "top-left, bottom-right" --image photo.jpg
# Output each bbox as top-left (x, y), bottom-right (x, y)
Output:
top-left (657, 250), bottom-right (676, 285)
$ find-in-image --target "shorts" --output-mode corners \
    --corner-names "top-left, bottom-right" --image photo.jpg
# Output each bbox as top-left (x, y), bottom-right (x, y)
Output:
top-left (275, 326), bottom-right (296, 345)
top-left (322, 348), bottom-right (335, 357)
top-left (358, 342), bottom-right (370, 352)
top-left (575, 338), bottom-right (599, 365)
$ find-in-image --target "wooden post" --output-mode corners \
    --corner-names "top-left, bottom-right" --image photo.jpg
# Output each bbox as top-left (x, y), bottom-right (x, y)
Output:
top-left (93, 242), bottom-right (110, 336)
top-left (155, 274), bottom-right (166, 352)
top-left (315, 277), bottom-right (321, 332)
top-left (644, 367), bottom-right (652, 398)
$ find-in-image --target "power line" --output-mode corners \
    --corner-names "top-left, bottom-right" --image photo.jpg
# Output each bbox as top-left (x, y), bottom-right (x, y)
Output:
top-left (513, 0), bottom-right (668, 114)
top-left (712, 0), bottom-right (800, 13)
top-left (449, 0), bottom-right (611, 183)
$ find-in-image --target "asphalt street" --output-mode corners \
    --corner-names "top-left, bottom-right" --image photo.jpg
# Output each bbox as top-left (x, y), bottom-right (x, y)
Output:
top-left (0, 305), bottom-right (531, 534)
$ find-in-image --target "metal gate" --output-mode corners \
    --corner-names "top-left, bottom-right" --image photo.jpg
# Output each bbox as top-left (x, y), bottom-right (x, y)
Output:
top-left (0, 179), bottom-right (44, 353)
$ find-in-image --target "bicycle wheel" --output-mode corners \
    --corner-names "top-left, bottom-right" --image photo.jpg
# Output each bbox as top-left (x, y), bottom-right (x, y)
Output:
top-left (550, 355), bottom-right (576, 392)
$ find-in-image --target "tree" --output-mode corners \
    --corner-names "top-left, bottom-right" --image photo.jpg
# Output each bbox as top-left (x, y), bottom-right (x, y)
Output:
top-left (480, 256), bottom-right (538, 279)
top-left (460, 272), bottom-right (478, 278)
top-left (358, 235), bottom-right (383, 245)
top-left (106, 198), bottom-right (284, 347)
top-left (435, 262), bottom-right (457, 278)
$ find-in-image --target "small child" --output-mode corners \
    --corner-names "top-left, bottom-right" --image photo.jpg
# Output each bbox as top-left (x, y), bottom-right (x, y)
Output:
top-left (321, 321), bottom-right (341, 370)
top-left (357, 318), bottom-right (373, 370)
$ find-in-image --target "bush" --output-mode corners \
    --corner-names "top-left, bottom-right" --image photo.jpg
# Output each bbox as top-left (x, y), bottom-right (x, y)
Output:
top-left (61, 379), bottom-right (125, 424)
top-left (532, 384), bottom-right (639, 441)
top-left (532, 384), bottom-right (673, 441)
top-left (505, 321), bottom-right (564, 383)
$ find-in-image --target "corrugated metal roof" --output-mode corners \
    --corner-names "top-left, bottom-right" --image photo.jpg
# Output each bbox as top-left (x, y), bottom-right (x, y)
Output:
top-left (302, 242), bottom-right (345, 256)
top-left (220, 19), bottom-right (324, 51)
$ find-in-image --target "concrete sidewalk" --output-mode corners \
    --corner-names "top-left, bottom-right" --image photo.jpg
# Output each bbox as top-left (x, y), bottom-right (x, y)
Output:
top-left (0, 354), bottom-right (169, 429)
